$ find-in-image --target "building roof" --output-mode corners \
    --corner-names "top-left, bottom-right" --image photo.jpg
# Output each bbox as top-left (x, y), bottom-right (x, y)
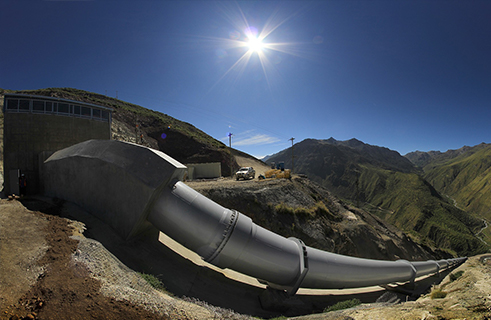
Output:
top-left (3, 93), bottom-right (113, 111)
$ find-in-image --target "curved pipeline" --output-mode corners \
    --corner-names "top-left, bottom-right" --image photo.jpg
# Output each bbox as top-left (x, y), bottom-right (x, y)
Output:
top-left (43, 140), bottom-right (466, 295)
top-left (148, 181), bottom-right (466, 294)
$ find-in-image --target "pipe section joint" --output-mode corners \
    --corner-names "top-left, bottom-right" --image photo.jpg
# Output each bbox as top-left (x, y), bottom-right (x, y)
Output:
top-left (268, 237), bottom-right (309, 295)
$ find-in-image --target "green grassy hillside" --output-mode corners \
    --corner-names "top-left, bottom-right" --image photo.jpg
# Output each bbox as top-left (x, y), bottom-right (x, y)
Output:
top-left (357, 166), bottom-right (486, 256)
top-left (422, 144), bottom-right (491, 244)
top-left (405, 144), bottom-right (489, 168)
top-left (268, 138), bottom-right (489, 256)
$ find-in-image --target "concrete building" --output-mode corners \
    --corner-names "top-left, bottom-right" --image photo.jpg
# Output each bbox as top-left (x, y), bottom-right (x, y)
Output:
top-left (2, 93), bottom-right (112, 195)
top-left (186, 162), bottom-right (221, 180)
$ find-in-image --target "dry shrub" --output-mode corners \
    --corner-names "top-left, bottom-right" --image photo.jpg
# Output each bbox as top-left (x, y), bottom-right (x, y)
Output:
top-left (275, 201), bottom-right (330, 218)
top-left (430, 288), bottom-right (447, 299)
top-left (265, 169), bottom-right (291, 179)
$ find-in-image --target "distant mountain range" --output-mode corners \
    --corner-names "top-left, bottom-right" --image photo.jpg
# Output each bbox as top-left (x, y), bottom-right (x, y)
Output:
top-left (266, 138), bottom-right (490, 256)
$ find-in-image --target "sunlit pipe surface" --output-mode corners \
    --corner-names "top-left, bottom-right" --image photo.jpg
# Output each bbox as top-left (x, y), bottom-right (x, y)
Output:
top-left (44, 140), bottom-right (466, 295)
top-left (148, 181), bottom-right (466, 294)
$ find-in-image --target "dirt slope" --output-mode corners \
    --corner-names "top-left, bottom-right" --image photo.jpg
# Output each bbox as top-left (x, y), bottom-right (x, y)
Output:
top-left (0, 199), bottom-right (249, 320)
top-left (0, 199), bottom-right (171, 320)
top-left (2, 198), bottom-right (491, 320)
top-left (233, 148), bottom-right (271, 176)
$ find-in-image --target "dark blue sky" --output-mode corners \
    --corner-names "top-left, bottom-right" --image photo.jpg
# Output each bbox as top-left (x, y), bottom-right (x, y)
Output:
top-left (2, 1), bottom-right (491, 158)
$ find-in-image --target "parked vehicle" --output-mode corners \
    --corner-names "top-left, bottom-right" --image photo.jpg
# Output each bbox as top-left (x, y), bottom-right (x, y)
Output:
top-left (235, 167), bottom-right (255, 180)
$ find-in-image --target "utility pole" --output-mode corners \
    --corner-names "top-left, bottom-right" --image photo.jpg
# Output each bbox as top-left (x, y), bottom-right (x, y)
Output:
top-left (135, 115), bottom-right (140, 144)
top-left (228, 132), bottom-right (233, 177)
top-left (289, 137), bottom-right (295, 174)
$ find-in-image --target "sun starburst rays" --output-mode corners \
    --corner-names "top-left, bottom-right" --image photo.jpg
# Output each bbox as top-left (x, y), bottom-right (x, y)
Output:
top-left (200, 3), bottom-right (314, 99)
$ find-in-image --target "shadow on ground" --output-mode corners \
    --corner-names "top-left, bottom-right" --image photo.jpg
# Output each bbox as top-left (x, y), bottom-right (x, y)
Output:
top-left (20, 197), bottom-right (455, 318)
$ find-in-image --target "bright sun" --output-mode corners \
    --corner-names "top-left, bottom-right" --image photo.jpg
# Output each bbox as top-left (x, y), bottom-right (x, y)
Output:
top-left (204, 4), bottom-right (307, 96)
top-left (247, 36), bottom-right (263, 53)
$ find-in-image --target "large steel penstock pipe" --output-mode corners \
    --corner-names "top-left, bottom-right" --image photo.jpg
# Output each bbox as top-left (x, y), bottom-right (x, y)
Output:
top-left (148, 181), bottom-right (465, 294)
top-left (44, 140), bottom-right (466, 295)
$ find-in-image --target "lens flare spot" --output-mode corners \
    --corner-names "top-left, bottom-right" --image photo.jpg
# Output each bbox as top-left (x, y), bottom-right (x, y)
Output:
top-left (244, 26), bottom-right (258, 38)
top-left (229, 30), bottom-right (240, 40)
top-left (216, 48), bottom-right (228, 59)
top-left (271, 54), bottom-right (282, 65)
top-left (313, 35), bottom-right (324, 44)
top-left (161, 133), bottom-right (167, 139)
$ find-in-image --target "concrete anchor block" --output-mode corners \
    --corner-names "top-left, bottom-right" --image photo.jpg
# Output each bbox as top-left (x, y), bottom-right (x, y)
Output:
top-left (43, 140), bottom-right (187, 240)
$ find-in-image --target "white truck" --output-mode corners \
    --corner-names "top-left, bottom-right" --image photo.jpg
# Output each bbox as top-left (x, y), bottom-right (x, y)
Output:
top-left (235, 167), bottom-right (255, 180)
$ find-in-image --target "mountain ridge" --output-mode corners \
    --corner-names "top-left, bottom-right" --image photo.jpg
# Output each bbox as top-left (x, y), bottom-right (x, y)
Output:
top-left (266, 138), bottom-right (488, 256)
top-left (405, 143), bottom-right (490, 168)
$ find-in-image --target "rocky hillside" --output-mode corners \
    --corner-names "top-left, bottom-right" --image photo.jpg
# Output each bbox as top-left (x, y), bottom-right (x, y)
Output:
top-left (267, 138), bottom-right (489, 257)
top-left (187, 176), bottom-right (444, 261)
top-left (0, 88), bottom-right (239, 176)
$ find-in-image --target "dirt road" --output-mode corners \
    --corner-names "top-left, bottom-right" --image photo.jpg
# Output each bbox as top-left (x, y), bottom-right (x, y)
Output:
top-left (234, 154), bottom-right (271, 176)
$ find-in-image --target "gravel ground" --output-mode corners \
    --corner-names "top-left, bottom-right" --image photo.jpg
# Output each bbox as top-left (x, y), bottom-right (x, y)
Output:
top-left (3, 180), bottom-right (490, 319)
top-left (71, 234), bottom-right (252, 320)
top-left (0, 198), bottom-right (253, 320)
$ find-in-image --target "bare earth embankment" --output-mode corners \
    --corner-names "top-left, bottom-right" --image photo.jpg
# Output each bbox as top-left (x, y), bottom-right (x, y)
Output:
top-left (0, 199), bottom-right (251, 320)
top-left (1, 188), bottom-right (491, 319)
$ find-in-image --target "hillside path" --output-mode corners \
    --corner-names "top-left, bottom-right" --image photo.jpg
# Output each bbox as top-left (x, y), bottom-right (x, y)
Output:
top-left (234, 154), bottom-right (271, 176)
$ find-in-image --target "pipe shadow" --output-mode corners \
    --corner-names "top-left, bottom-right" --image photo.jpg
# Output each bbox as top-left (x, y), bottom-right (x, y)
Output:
top-left (20, 197), bottom-right (458, 318)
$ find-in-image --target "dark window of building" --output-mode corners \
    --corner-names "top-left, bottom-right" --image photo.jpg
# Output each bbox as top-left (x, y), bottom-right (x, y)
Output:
top-left (58, 103), bottom-right (69, 114)
top-left (33, 100), bottom-right (45, 112)
top-left (92, 109), bottom-right (101, 118)
top-left (81, 106), bottom-right (91, 117)
top-left (102, 110), bottom-right (109, 120)
top-left (45, 102), bottom-right (53, 113)
top-left (19, 100), bottom-right (30, 111)
top-left (6, 99), bottom-right (18, 110)
top-left (73, 105), bottom-right (81, 115)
